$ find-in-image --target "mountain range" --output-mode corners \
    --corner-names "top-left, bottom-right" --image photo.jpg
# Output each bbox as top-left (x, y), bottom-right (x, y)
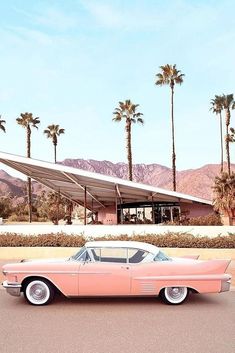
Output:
top-left (0, 159), bottom-right (234, 201)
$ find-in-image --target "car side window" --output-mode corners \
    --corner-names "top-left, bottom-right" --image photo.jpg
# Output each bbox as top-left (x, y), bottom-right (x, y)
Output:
top-left (154, 251), bottom-right (172, 261)
top-left (91, 248), bottom-right (101, 262)
top-left (128, 249), bottom-right (149, 263)
top-left (91, 248), bottom-right (127, 263)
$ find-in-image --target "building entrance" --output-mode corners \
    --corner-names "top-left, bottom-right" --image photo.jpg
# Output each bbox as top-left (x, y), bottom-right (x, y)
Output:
top-left (118, 202), bottom-right (180, 224)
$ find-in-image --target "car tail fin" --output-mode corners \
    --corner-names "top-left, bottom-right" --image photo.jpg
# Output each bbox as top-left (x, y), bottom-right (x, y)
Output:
top-left (209, 259), bottom-right (231, 274)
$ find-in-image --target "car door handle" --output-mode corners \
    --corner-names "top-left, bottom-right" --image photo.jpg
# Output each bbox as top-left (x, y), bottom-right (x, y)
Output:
top-left (121, 266), bottom-right (129, 270)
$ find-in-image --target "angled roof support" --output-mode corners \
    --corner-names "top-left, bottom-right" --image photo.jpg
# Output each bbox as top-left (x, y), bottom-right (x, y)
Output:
top-left (115, 184), bottom-right (122, 201)
top-left (62, 172), bottom-right (105, 208)
top-left (115, 184), bottom-right (123, 224)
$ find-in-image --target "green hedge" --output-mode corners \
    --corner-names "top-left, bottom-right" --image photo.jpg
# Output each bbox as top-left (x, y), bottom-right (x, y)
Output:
top-left (0, 232), bottom-right (234, 248)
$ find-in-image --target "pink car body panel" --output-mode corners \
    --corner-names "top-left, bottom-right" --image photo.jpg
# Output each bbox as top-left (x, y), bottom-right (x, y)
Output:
top-left (2, 241), bottom-right (232, 300)
top-left (2, 258), bottom-right (231, 297)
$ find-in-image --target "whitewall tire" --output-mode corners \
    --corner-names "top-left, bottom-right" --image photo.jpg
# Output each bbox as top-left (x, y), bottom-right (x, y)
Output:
top-left (160, 287), bottom-right (188, 305)
top-left (24, 279), bottom-right (55, 305)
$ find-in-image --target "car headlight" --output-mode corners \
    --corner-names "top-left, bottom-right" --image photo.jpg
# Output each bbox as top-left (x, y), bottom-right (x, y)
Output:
top-left (2, 270), bottom-right (7, 276)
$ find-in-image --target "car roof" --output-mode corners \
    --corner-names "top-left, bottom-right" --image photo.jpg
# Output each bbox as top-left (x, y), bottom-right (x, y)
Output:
top-left (85, 241), bottom-right (159, 254)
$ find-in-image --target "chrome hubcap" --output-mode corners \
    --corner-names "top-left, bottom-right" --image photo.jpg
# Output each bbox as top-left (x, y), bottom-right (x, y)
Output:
top-left (30, 284), bottom-right (47, 301)
top-left (166, 287), bottom-right (186, 300)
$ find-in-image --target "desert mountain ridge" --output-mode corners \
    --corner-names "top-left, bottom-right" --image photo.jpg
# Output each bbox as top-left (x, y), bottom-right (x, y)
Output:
top-left (0, 159), bottom-right (234, 201)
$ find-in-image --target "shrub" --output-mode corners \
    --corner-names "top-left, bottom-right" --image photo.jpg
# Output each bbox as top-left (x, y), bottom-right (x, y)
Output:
top-left (7, 214), bottom-right (38, 222)
top-left (166, 213), bottom-right (222, 226)
top-left (0, 232), bottom-right (234, 248)
top-left (185, 213), bottom-right (222, 226)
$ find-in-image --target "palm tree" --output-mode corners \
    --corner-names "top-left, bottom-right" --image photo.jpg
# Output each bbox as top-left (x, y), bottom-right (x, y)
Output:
top-left (221, 94), bottom-right (235, 175)
top-left (213, 172), bottom-right (235, 225)
top-left (210, 95), bottom-right (224, 173)
top-left (229, 127), bottom-right (235, 143)
top-left (155, 64), bottom-right (184, 191)
top-left (113, 100), bottom-right (144, 181)
top-left (16, 112), bottom-right (40, 222)
top-left (44, 124), bottom-right (65, 163)
top-left (0, 116), bottom-right (6, 133)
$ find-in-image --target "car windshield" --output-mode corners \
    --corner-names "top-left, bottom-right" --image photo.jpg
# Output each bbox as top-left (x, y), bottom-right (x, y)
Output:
top-left (69, 247), bottom-right (86, 261)
top-left (154, 250), bottom-right (172, 261)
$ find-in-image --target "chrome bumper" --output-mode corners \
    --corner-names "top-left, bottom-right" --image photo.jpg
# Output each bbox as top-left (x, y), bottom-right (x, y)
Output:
top-left (220, 276), bottom-right (231, 292)
top-left (2, 280), bottom-right (22, 297)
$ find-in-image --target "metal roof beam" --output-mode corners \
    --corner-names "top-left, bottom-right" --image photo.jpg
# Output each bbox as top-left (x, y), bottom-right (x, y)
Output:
top-left (1, 160), bottom-right (34, 177)
top-left (28, 175), bottom-right (82, 206)
top-left (62, 172), bottom-right (105, 208)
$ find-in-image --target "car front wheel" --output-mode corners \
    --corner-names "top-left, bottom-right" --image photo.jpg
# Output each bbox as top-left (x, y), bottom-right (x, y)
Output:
top-left (160, 287), bottom-right (188, 305)
top-left (24, 279), bottom-right (55, 305)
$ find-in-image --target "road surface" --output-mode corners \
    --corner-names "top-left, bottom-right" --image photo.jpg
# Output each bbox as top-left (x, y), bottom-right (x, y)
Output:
top-left (0, 289), bottom-right (234, 353)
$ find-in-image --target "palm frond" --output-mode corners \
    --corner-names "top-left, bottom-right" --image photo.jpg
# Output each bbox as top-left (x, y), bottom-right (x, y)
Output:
top-left (137, 117), bottom-right (144, 124)
top-left (221, 94), bottom-right (234, 109)
top-left (155, 64), bottom-right (184, 87)
top-left (210, 95), bottom-right (224, 114)
top-left (0, 119), bottom-right (6, 132)
top-left (16, 112), bottom-right (40, 129)
top-left (112, 99), bottom-right (144, 124)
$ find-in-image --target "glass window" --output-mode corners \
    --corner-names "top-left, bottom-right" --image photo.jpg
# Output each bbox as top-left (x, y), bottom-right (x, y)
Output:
top-left (71, 247), bottom-right (85, 260)
top-left (136, 207), bottom-right (144, 223)
top-left (162, 207), bottom-right (171, 222)
top-left (123, 209), bottom-right (131, 222)
top-left (91, 248), bottom-right (101, 261)
top-left (128, 249), bottom-right (149, 263)
top-left (172, 207), bottom-right (180, 221)
top-left (154, 251), bottom-right (172, 262)
top-left (79, 250), bottom-right (91, 262)
top-left (144, 208), bottom-right (153, 223)
top-left (72, 248), bottom-right (91, 262)
top-left (91, 248), bottom-right (127, 263)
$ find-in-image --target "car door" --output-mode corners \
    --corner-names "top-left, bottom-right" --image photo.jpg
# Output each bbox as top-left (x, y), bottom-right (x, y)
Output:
top-left (128, 248), bottom-right (158, 296)
top-left (78, 247), bottom-right (131, 296)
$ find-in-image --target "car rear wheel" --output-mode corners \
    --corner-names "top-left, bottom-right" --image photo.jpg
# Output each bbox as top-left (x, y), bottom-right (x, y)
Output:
top-left (160, 287), bottom-right (188, 305)
top-left (24, 279), bottom-right (55, 305)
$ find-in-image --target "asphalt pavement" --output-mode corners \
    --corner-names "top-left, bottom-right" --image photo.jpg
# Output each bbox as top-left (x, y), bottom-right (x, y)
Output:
top-left (0, 289), bottom-right (234, 353)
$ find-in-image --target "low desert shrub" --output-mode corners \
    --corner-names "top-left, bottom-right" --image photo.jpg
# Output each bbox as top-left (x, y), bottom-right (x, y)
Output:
top-left (166, 213), bottom-right (222, 226)
top-left (0, 232), bottom-right (234, 248)
top-left (185, 213), bottom-right (222, 226)
top-left (7, 214), bottom-right (39, 222)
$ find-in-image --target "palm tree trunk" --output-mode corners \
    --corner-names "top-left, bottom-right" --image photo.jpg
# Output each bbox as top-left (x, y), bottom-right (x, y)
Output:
top-left (226, 110), bottom-right (231, 175)
top-left (27, 126), bottom-right (32, 223)
top-left (219, 112), bottom-right (224, 173)
top-left (54, 143), bottom-right (57, 163)
top-left (126, 120), bottom-right (133, 181)
top-left (170, 83), bottom-right (176, 191)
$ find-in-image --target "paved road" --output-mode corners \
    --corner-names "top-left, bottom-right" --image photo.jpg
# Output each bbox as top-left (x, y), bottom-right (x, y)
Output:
top-left (0, 290), bottom-right (234, 353)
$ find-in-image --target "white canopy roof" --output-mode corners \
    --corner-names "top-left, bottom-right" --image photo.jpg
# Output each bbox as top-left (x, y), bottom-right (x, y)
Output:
top-left (85, 241), bottom-right (159, 254)
top-left (0, 151), bottom-right (212, 210)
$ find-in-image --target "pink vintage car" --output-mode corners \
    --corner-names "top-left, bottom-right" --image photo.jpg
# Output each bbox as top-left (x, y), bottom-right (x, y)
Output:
top-left (2, 241), bottom-right (231, 306)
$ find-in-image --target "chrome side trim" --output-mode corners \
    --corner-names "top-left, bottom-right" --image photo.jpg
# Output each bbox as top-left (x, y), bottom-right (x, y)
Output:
top-left (2, 280), bottom-right (21, 297)
top-left (5, 270), bottom-right (112, 275)
top-left (5, 271), bottom-right (79, 275)
top-left (134, 274), bottom-right (232, 281)
top-left (78, 272), bottom-right (112, 275)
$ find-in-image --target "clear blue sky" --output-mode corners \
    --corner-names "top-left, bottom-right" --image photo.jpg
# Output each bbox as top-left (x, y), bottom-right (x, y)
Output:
top-left (0, 0), bottom-right (234, 174)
